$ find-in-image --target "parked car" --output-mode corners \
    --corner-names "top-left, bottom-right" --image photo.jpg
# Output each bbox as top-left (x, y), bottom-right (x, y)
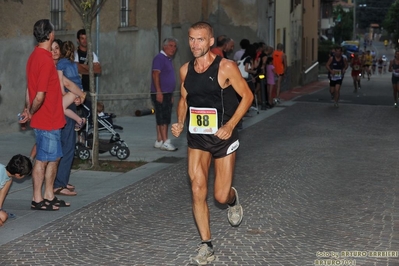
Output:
top-left (342, 44), bottom-right (359, 59)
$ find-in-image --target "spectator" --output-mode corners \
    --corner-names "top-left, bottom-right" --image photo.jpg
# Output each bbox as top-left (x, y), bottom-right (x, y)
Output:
top-left (210, 35), bottom-right (227, 58)
top-left (151, 38), bottom-right (178, 151)
top-left (74, 29), bottom-right (102, 123)
top-left (19, 19), bottom-right (66, 211)
top-left (223, 38), bottom-right (234, 58)
top-left (266, 57), bottom-right (276, 107)
top-left (233, 38), bottom-right (250, 62)
top-left (0, 154), bottom-right (32, 226)
top-left (74, 29), bottom-right (102, 92)
top-left (272, 43), bottom-right (287, 104)
top-left (54, 39), bottom-right (85, 196)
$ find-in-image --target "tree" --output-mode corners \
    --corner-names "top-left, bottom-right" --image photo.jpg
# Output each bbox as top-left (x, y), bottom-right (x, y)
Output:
top-left (357, 0), bottom-right (395, 30)
top-left (383, 0), bottom-right (399, 48)
top-left (69, 0), bottom-right (107, 169)
top-left (333, 5), bottom-right (353, 44)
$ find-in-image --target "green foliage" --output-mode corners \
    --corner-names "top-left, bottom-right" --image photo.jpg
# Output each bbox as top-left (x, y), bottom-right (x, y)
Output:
top-left (80, 0), bottom-right (95, 11)
top-left (333, 5), bottom-right (353, 44)
top-left (383, 0), bottom-right (399, 32)
top-left (382, 0), bottom-right (399, 48)
top-left (318, 40), bottom-right (334, 65)
top-left (357, 0), bottom-right (395, 30)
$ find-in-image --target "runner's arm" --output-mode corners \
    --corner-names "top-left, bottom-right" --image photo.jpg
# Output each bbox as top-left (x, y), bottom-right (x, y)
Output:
top-left (216, 59), bottom-right (253, 139)
top-left (171, 63), bottom-right (189, 138)
top-left (325, 57), bottom-right (334, 75)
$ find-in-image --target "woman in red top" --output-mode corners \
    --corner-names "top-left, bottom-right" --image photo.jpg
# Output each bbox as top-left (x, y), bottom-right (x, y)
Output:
top-left (350, 53), bottom-right (362, 93)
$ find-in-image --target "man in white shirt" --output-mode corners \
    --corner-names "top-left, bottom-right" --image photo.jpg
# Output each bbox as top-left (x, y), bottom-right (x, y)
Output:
top-left (233, 38), bottom-right (250, 62)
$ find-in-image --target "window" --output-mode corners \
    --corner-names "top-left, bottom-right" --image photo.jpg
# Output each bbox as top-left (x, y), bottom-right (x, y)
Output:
top-left (312, 38), bottom-right (314, 61)
top-left (172, 0), bottom-right (180, 25)
top-left (50, 0), bottom-right (65, 31)
top-left (120, 0), bottom-right (136, 28)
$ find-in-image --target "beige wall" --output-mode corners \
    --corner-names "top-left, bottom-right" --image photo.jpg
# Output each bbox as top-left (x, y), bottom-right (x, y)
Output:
top-left (275, 1), bottom-right (291, 67)
top-left (303, 0), bottom-right (320, 69)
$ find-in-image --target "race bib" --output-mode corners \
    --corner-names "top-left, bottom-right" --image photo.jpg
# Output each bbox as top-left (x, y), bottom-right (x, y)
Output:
top-left (394, 69), bottom-right (399, 77)
top-left (189, 107), bottom-right (218, 134)
top-left (331, 69), bottom-right (342, 80)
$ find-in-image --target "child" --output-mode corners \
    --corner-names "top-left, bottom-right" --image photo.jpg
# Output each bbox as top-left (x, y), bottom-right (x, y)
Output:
top-left (266, 57), bottom-right (276, 107)
top-left (97, 101), bottom-right (105, 117)
top-left (0, 154), bottom-right (32, 226)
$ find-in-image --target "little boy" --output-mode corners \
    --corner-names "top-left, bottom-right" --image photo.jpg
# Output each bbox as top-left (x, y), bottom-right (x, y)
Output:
top-left (0, 154), bottom-right (32, 226)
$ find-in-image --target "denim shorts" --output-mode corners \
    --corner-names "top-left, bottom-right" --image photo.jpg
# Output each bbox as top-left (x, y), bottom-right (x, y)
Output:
top-left (34, 129), bottom-right (63, 162)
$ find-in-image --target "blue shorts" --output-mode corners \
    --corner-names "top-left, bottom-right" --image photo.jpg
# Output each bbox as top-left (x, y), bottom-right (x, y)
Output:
top-left (34, 129), bottom-right (63, 162)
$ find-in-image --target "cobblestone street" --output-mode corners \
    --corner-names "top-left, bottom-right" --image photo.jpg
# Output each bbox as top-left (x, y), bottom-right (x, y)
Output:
top-left (1, 97), bottom-right (398, 265)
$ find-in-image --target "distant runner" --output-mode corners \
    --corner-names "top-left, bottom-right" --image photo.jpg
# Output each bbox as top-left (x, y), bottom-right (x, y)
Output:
top-left (326, 46), bottom-right (348, 108)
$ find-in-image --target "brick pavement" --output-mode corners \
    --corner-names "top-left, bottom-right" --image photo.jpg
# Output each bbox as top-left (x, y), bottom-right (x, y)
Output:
top-left (0, 94), bottom-right (398, 265)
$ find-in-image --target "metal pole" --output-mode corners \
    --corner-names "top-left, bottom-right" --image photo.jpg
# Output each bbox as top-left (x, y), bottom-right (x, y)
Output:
top-left (353, 0), bottom-right (356, 40)
top-left (260, 77), bottom-right (267, 110)
top-left (96, 0), bottom-right (100, 94)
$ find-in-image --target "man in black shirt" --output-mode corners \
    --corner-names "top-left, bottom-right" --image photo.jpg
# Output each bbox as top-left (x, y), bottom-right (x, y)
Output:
top-left (74, 29), bottom-right (102, 122)
top-left (74, 29), bottom-right (102, 92)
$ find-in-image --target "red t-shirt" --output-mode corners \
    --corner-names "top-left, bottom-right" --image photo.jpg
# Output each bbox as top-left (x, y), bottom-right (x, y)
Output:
top-left (26, 46), bottom-right (65, 130)
top-left (211, 47), bottom-right (224, 58)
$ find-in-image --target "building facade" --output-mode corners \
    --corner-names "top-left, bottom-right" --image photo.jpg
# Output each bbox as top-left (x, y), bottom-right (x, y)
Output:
top-left (0, 0), bottom-right (318, 131)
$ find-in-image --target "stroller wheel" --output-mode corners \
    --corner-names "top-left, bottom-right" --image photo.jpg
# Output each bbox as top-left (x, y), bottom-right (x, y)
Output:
top-left (116, 147), bottom-right (130, 160)
top-left (110, 144), bottom-right (120, 156)
top-left (78, 147), bottom-right (91, 160)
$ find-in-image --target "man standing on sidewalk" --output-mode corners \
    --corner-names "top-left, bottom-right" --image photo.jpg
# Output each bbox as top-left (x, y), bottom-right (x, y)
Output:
top-left (171, 21), bottom-right (253, 265)
top-left (19, 19), bottom-right (66, 211)
top-left (273, 43), bottom-right (287, 104)
top-left (74, 29), bottom-right (102, 122)
top-left (151, 38), bottom-right (178, 151)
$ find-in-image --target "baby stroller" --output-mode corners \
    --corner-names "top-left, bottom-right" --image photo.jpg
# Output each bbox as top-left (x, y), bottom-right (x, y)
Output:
top-left (75, 103), bottom-right (130, 160)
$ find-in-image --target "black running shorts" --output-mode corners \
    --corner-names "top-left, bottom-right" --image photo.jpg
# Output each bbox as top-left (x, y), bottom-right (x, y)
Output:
top-left (187, 128), bottom-right (239, 159)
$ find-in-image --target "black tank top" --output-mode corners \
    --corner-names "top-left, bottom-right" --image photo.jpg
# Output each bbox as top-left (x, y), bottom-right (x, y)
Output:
top-left (184, 56), bottom-right (239, 126)
top-left (76, 48), bottom-right (90, 92)
top-left (392, 60), bottom-right (399, 77)
top-left (329, 56), bottom-right (345, 79)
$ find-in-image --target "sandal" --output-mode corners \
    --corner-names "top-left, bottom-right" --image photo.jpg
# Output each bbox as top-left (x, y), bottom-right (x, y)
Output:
top-left (44, 197), bottom-right (70, 207)
top-left (54, 187), bottom-right (77, 196)
top-left (74, 118), bottom-right (86, 131)
top-left (31, 200), bottom-right (59, 211)
top-left (67, 183), bottom-right (75, 191)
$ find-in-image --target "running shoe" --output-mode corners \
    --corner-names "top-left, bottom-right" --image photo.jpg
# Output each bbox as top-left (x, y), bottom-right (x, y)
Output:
top-left (334, 102), bottom-right (339, 108)
top-left (394, 103), bottom-right (398, 108)
top-left (154, 140), bottom-right (163, 149)
top-left (227, 187), bottom-right (243, 227)
top-left (191, 243), bottom-right (215, 265)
